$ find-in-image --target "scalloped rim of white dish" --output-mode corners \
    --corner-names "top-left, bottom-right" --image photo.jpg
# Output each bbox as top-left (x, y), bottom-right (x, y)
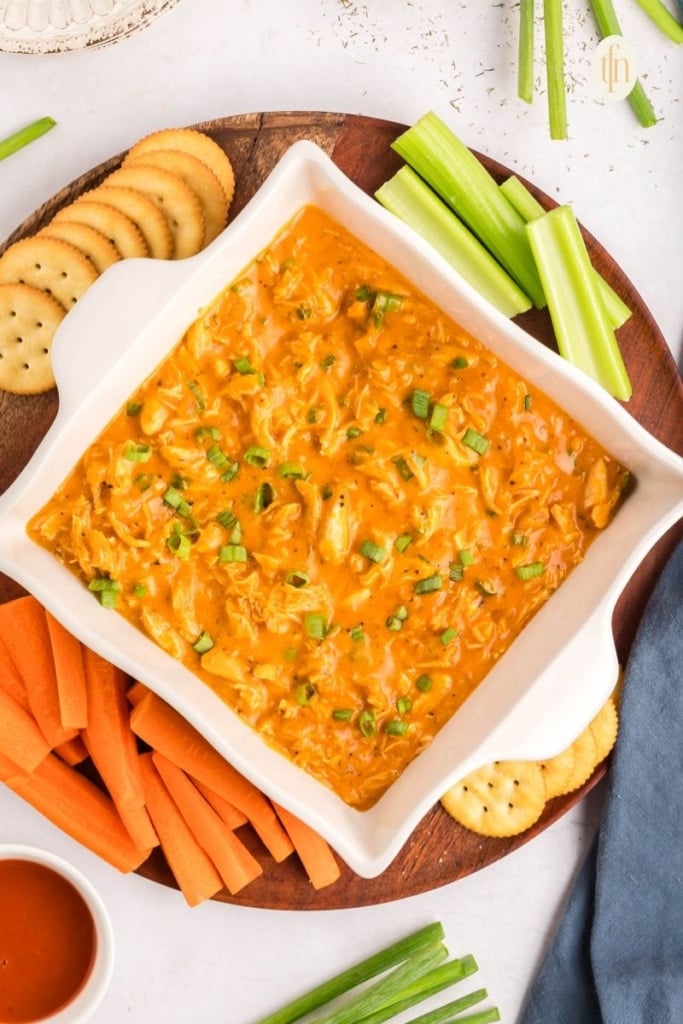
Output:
top-left (1, 141), bottom-right (681, 878)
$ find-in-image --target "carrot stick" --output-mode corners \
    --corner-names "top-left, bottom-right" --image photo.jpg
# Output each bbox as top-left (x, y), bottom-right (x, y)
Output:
top-left (0, 687), bottom-right (51, 773)
top-left (54, 734), bottom-right (89, 767)
top-left (138, 753), bottom-right (224, 907)
top-left (118, 801), bottom-right (159, 852)
top-left (273, 802), bottom-right (341, 890)
top-left (0, 596), bottom-right (77, 747)
top-left (193, 780), bottom-right (249, 830)
top-left (45, 611), bottom-right (88, 730)
top-left (0, 634), bottom-right (30, 712)
top-left (126, 680), bottom-right (150, 707)
top-left (82, 647), bottom-right (145, 811)
top-left (4, 752), bottom-right (151, 872)
top-left (153, 752), bottom-right (263, 894)
top-left (130, 692), bottom-right (294, 862)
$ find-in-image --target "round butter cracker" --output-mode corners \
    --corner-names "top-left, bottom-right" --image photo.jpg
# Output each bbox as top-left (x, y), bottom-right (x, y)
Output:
top-left (39, 220), bottom-right (121, 274)
top-left (0, 283), bottom-right (66, 394)
top-left (441, 759), bottom-right (547, 838)
top-left (125, 127), bottom-right (235, 208)
top-left (0, 236), bottom-right (98, 310)
top-left (81, 185), bottom-right (173, 260)
top-left (102, 164), bottom-right (205, 259)
top-left (53, 200), bottom-right (149, 259)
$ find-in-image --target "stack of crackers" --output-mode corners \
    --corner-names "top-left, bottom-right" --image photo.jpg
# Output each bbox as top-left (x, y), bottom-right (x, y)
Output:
top-left (441, 693), bottom-right (619, 838)
top-left (0, 127), bottom-right (235, 397)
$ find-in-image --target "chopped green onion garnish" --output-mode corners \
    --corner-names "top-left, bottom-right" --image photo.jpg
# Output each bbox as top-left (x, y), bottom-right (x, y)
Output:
top-left (448, 561), bottom-right (463, 581)
top-left (385, 719), bottom-right (408, 737)
top-left (186, 379), bottom-right (205, 410)
top-left (346, 426), bottom-right (364, 439)
top-left (462, 428), bottom-right (490, 455)
top-left (134, 473), bottom-right (154, 491)
top-left (475, 580), bottom-right (497, 597)
top-left (219, 544), bottom-right (248, 563)
top-left (195, 426), bottom-right (221, 440)
top-left (220, 460), bottom-right (239, 482)
top-left (307, 408), bottom-right (319, 424)
top-left (511, 532), bottom-right (528, 547)
top-left (233, 356), bottom-right (256, 374)
top-left (253, 482), bottom-right (276, 512)
top-left (296, 305), bottom-right (312, 320)
top-left (321, 354), bottom-right (336, 371)
top-left (392, 455), bottom-right (415, 481)
top-left (285, 570), bottom-right (310, 588)
top-left (386, 615), bottom-right (404, 632)
top-left (192, 631), bottom-right (214, 654)
top-left (167, 530), bottom-right (191, 559)
top-left (440, 626), bottom-right (459, 645)
top-left (124, 442), bottom-right (152, 463)
top-left (349, 625), bottom-right (365, 642)
top-left (524, 393), bottom-right (533, 410)
top-left (374, 408), bottom-right (387, 424)
top-left (126, 401), bottom-right (143, 416)
top-left (360, 540), bottom-right (389, 564)
top-left (358, 709), bottom-right (376, 738)
top-left (429, 403), bottom-right (448, 433)
top-left (459, 549), bottom-right (474, 566)
top-left (515, 561), bottom-right (545, 580)
top-left (278, 461), bottom-right (306, 479)
top-left (451, 356), bottom-right (469, 369)
top-left (88, 577), bottom-right (120, 608)
top-left (216, 508), bottom-right (238, 530)
top-left (414, 574), bottom-right (442, 595)
top-left (305, 613), bottom-right (328, 640)
top-left (355, 284), bottom-right (372, 301)
top-left (207, 444), bottom-right (231, 471)
top-left (396, 696), bottom-right (413, 714)
top-left (411, 388), bottom-right (431, 419)
top-left (244, 445), bottom-right (271, 468)
top-left (416, 673), bottom-right (433, 692)
top-left (395, 534), bottom-right (413, 554)
top-left (132, 583), bottom-right (148, 598)
top-left (163, 486), bottom-right (193, 518)
top-left (295, 680), bottom-right (317, 706)
top-left (332, 708), bottom-right (353, 722)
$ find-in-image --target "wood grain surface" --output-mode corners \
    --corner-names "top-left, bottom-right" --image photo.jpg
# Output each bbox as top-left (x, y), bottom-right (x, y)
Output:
top-left (1, 112), bottom-right (681, 909)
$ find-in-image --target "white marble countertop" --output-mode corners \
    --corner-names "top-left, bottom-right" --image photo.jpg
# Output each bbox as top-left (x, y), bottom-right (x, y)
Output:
top-left (0, 2), bottom-right (680, 1021)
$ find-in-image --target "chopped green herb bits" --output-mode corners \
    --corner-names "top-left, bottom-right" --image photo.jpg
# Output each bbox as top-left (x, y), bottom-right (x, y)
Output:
top-left (124, 442), bottom-right (152, 462)
top-left (440, 626), bottom-right (459, 645)
top-left (244, 445), bottom-right (271, 467)
top-left (192, 631), bottom-right (214, 654)
top-left (360, 540), bottom-right (389, 564)
top-left (358, 709), bottom-right (376, 737)
top-left (462, 428), bottom-right (490, 455)
top-left (219, 544), bottom-right (248, 563)
top-left (411, 388), bottom-right (431, 419)
top-left (515, 561), bottom-right (545, 580)
top-left (395, 533), bottom-right (413, 553)
top-left (414, 574), bottom-right (442, 595)
top-left (305, 613), bottom-right (328, 640)
top-left (416, 673), bottom-right (433, 692)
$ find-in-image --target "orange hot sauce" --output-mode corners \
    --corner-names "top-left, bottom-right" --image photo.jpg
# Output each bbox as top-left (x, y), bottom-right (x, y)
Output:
top-left (0, 858), bottom-right (95, 1023)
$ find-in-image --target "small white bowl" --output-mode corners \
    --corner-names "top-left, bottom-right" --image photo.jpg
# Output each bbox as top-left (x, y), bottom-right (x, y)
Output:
top-left (0, 844), bottom-right (114, 1022)
top-left (0, 141), bottom-right (681, 878)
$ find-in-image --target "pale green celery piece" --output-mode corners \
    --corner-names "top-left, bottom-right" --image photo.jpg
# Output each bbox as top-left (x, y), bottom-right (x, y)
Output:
top-left (588, 0), bottom-right (659, 126)
top-left (0, 116), bottom-right (56, 161)
top-left (633, 0), bottom-right (683, 43)
top-left (375, 166), bottom-right (532, 318)
top-left (391, 111), bottom-right (546, 309)
top-left (518, 0), bottom-right (535, 104)
top-left (526, 205), bottom-right (632, 401)
top-left (499, 175), bottom-right (632, 329)
top-left (254, 923), bottom-right (445, 1024)
top-left (543, 0), bottom-right (568, 139)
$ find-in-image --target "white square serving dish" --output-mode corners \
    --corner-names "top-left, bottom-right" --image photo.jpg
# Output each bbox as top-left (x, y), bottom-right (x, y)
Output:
top-left (1, 140), bottom-right (681, 878)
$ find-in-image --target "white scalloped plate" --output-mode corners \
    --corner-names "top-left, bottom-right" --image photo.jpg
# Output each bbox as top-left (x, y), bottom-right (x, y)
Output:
top-left (0, 0), bottom-right (180, 53)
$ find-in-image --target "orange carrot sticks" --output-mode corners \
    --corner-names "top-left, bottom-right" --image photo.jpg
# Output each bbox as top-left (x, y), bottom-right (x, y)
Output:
top-left (54, 735), bottom-right (89, 767)
top-left (193, 780), bottom-right (249, 830)
top-left (0, 634), bottom-right (30, 712)
top-left (0, 596), bottom-right (77, 747)
top-left (0, 687), bottom-right (51, 773)
top-left (130, 692), bottom-right (294, 862)
top-left (126, 680), bottom-right (150, 707)
top-left (153, 752), bottom-right (263, 895)
top-left (138, 753), bottom-right (224, 907)
top-left (273, 802), bottom-right (341, 890)
top-left (5, 753), bottom-right (151, 872)
top-left (45, 610), bottom-right (88, 730)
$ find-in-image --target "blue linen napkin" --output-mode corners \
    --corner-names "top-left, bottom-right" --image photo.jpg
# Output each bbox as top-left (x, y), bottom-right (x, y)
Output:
top-left (520, 538), bottom-right (683, 1024)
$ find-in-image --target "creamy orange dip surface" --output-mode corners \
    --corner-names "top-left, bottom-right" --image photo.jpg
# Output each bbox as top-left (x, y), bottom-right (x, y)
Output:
top-left (29, 205), bottom-right (629, 809)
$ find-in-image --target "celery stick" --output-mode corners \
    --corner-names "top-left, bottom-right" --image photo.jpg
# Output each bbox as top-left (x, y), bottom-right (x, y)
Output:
top-left (518, 0), bottom-right (535, 104)
top-left (310, 942), bottom-right (448, 1024)
top-left (499, 175), bottom-right (632, 329)
top-left (357, 957), bottom-right (480, 1024)
top-left (633, 0), bottom-right (683, 43)
top-left (254, 923), bottom-right (445, 1024)
top-left (588, 0), bottom-right (658, 126)
top-left (375, 166), bottom-right (532, 318)
top-left (526, 205), bottom-right (632, 401)
top-left (391, 112), bottom-right (546, 308)
top-left (543, 0), bottom-right (568, 139)
top-left (0, 116), bottom-right (56, 162)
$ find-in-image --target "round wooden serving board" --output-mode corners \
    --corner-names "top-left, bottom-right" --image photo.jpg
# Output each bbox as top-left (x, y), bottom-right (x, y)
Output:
top-left (1, 112), bottom-right (681, 909)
